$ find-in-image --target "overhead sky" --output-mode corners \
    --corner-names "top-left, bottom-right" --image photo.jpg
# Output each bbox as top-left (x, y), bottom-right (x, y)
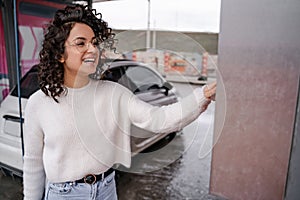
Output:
top-left (93, 0), bottom-right (221, 33)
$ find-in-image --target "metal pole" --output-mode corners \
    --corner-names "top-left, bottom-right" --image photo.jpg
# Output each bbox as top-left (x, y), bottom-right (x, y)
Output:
top-left (146, 0), bottom-right (151, 49)
top-left (152, 20), bottom-right (156, 49)
top-left (13, 0), bottom-right (24, 156)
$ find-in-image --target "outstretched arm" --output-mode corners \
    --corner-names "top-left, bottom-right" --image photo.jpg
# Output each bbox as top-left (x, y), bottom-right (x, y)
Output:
top-left (128, 82), bottom-right (217, 134)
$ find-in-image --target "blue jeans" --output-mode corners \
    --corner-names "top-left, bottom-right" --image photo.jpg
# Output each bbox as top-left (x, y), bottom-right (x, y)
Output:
top-left (44, 171), bottom-right (118, 200)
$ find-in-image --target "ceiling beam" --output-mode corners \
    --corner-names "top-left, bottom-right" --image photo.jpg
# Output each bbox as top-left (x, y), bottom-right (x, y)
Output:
top-left (92, 0), bottom-right (116, 2)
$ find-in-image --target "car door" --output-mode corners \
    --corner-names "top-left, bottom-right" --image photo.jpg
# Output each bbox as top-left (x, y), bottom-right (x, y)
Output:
top-left (0, 66), bottom-right (39, 173)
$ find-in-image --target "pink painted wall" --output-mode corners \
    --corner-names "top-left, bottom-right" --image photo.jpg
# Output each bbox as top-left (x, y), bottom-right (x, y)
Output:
top-left (210, 0), bottom-right (300, 199)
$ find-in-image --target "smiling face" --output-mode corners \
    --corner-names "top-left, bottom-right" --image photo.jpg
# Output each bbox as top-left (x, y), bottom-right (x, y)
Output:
top-left (62, 23), bottom-right (100, 88)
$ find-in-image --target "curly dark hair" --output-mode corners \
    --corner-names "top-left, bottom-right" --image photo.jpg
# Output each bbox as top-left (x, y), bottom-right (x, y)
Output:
top-left (38, 4), bottom-right (115, 102)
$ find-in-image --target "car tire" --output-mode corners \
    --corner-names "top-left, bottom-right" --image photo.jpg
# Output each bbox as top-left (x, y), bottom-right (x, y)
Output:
top-left (141, 132), bottom-right (177, 153)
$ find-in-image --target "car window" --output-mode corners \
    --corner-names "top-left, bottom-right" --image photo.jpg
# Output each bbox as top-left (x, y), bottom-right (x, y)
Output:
top-left (101, 63), bottom-right (166, 93)
top-left (102, 68), bottom-right (122, 82)
top-left (124, 66), bottom-right (163, 89)
top-left (11, 69), bottom-right (39, 99)
top-left (101, 66), bottom-right (137, 92)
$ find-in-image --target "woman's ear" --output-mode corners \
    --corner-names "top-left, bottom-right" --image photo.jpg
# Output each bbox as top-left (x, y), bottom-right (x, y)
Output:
top-left (59, 57), bottom-right (65, 63)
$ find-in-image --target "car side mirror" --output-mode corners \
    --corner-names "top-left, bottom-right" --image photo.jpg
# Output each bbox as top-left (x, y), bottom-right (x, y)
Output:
top-left (162, 82), bottom-right (173, 96)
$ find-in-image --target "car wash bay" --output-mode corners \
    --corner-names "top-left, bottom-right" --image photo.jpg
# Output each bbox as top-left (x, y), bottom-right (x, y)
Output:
top-left (1, 0), bottom-right (300, 199)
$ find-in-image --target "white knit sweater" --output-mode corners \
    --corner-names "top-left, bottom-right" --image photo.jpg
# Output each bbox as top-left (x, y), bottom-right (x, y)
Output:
top-left (23, 79), bottom-right (209, 200)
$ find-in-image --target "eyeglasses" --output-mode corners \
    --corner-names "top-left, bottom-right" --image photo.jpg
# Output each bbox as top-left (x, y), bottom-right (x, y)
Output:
top-left (65, 37), bottom-right (100, 53)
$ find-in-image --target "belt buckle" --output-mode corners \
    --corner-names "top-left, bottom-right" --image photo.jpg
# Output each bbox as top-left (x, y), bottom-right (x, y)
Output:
top-left (84, 174), bottom-right (96, 184)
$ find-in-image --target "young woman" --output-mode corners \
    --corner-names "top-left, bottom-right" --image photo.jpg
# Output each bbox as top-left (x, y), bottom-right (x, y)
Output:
top-left (23, 4), bottom-right (216, 200)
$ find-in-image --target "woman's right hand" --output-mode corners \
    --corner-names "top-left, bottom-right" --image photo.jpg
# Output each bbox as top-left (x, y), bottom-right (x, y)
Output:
top-left (204, 81), bottom-right (217, 101)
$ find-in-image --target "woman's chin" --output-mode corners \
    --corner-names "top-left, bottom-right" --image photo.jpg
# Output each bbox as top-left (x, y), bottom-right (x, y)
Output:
top-left (81, 63), bottom-right (97, 74)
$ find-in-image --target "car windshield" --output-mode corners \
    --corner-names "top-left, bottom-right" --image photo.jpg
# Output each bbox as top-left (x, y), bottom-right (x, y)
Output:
top-left (124, 65), bottom-right (163, 89)
top-left (102, 64), bottom-right (164, 92)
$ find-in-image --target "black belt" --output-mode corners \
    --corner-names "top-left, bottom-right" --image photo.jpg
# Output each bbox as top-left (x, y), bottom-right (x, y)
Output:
top-left (75, 168), bottom-right (114, 184)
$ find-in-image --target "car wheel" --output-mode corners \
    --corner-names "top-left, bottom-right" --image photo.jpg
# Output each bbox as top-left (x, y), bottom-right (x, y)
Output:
top-left (141, 132), bottom-right (177, 153)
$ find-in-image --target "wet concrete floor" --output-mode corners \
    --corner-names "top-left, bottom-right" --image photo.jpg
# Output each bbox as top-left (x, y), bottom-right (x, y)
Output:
top-left (0, 82), bottom-right (225, 200)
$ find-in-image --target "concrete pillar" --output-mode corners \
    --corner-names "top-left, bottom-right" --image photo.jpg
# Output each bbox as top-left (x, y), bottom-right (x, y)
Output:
top-left (210, 0), bottom-right (300, 199)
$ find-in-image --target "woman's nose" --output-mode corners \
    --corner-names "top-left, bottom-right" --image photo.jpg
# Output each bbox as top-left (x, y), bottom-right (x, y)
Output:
top-left (86, 43), bottom-right (98, 53)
